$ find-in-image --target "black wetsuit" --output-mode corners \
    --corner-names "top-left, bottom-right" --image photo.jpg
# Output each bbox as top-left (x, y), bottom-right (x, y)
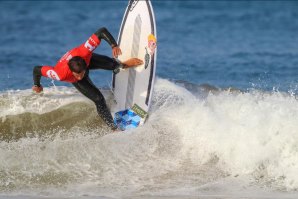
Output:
top-left (72, 54), bottom-right (119, 128)
top-left (33, 27), bottom-right (121, 129)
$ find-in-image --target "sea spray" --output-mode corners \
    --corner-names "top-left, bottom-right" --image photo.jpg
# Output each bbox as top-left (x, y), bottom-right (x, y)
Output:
top-left (152, 79), bottom-right (298, 190)
top-left (0, 79), bottom-right (298, 198)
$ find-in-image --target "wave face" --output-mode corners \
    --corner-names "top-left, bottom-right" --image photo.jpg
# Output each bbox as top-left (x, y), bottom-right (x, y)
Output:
top-left (0, 79), bottom-right (298, 198)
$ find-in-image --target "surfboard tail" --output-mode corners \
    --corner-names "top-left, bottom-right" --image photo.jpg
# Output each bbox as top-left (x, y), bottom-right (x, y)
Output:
top-left (114, 104), bottom-right (148, 131)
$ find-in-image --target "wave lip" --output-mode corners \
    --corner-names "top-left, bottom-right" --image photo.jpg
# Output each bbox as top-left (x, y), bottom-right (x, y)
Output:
top-left (152, 78), bottom-right (298, 190)
top-left (0, 87), bottom-right (89, 117)
top-left (0, 87), bottom-right (102, 140)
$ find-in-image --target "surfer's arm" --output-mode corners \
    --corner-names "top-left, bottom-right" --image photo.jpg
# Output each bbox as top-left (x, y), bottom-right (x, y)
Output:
top-left (40, 66), bottom-right (64, 81)
top-left (94, 27), bottom-right (121, 58)
top-left (94, 27), bottom-right (117, 47)
top-left (33, 66), bottom-right (42, 87)
top-left (32, 66), bottom-right (44, 93)
top-left (33, 65), bottom-right (62, 86)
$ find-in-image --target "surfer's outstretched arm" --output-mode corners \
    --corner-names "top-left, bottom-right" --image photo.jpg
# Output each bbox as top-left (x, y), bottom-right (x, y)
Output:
top-left (33, 66), bottom-right (42, 87)
top-left (94, 27), bottom-right (122, 58)
top-left (94, 27), bottom-right (117, 47)
top-left (32, 64), bottom-right (64, 93)
top-left (32, 66), bottom-right (43, 93)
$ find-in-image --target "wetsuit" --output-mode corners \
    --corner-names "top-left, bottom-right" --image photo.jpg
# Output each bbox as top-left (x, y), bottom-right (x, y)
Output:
top-left (33, 27), bottom-right (120, 129)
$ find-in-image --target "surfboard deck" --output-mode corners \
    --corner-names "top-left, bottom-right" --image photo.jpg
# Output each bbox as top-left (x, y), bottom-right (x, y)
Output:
top-left (112, 0), bottom-right (157, 131)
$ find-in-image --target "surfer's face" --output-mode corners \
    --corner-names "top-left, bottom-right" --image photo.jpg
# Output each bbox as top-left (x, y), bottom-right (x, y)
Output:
top-left (72, 70), bottom-right (86, 80)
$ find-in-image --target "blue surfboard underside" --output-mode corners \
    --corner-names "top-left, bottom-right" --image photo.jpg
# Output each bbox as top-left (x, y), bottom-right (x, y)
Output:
top-left (114, 109), bottom-right (141, 131)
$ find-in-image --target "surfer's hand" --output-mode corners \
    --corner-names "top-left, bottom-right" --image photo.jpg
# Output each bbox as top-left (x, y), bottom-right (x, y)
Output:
top-left (122, 58), bottom-right (144, 68)
top-left (112, 46), bottom-right (122, 58)
top-left (32, 85), bottom-right (43, 93)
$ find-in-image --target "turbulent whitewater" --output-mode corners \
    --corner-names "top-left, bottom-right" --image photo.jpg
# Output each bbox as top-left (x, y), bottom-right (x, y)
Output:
top-left (0, 78), bottom-right (297, 198)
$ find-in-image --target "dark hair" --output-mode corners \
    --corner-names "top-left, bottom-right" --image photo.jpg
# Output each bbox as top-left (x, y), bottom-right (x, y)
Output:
top-left (68, 56), bottom-right (87, 73)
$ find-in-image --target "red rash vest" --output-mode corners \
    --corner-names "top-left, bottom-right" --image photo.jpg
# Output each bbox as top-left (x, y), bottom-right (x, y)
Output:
top-left (41, 34), bottom-right (101, 83)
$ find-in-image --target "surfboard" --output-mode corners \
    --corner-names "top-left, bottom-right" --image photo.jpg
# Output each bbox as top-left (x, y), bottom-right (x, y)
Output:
top-left (112, 0), bottom-right (157, 131)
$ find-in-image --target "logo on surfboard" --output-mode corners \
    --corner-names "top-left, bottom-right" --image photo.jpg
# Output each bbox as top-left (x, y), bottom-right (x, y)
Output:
top-left (129, 0), bottom-right (139, 11)
top-left (144, 34), bottom-right (157, 69)
top-left (148, 34), bottom-right (157, 55)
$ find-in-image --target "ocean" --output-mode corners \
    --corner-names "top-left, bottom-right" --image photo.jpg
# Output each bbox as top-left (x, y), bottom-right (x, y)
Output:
top-left (0, 1), bottom-right (298, 198)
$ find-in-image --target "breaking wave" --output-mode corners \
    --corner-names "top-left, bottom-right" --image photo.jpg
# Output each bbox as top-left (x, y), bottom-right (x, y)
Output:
top-left (0, 78), bottom-right (298, 198)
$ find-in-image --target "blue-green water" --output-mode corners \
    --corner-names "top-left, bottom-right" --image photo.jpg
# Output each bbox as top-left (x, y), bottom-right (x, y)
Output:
top-left (0, 1), bottom-right (297, 92)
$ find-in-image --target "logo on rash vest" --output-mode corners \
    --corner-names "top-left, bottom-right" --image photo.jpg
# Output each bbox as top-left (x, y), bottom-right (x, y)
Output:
top-left (66, 54), bottom-right (73, 61)
top-left (46, 70), bottom-right (60, 80)
top-left (84, 37), bottom-right (97, 52)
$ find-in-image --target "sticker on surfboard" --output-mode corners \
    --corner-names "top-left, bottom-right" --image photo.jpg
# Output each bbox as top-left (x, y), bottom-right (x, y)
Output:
top-left (114, 104), bottom-right (148, 130)
top-left (145, 34), bottom-right (157, 69)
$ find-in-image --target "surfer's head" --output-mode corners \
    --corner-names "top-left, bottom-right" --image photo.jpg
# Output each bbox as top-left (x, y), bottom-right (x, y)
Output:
top-left (68, 56), bottom-right (87, 80)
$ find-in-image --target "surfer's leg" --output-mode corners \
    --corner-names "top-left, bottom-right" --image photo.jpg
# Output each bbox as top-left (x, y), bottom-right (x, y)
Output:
top-left (72, 75), bottom-right (116, 129)
top-left (89, 53), bottom-right (119, 70)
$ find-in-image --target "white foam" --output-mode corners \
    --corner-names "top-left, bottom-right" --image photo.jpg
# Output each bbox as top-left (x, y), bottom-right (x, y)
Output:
top-left (0, 79), bottom-right (298, 198)
top-left (151, 78), bottom-right (298, 190)
top-left (0, 86), bottom-right (90, 118)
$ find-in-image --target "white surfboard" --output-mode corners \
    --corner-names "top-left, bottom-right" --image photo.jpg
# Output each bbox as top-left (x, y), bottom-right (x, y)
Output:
top-left (112, 0), bottom-right (157, 130)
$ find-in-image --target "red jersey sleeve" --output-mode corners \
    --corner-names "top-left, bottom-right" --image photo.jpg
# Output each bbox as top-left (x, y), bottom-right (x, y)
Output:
top-left (78, 34), bottom-right (101, 57)
top-left (41, 66), bottom-right (64, 81)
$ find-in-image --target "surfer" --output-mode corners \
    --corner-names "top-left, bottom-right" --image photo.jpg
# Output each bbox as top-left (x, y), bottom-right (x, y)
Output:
top-left (32, 27), bottom-right (143, 130)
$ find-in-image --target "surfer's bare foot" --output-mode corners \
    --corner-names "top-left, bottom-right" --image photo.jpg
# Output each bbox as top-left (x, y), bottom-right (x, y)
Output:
top-left (122, 58), bottom-right (143, 69)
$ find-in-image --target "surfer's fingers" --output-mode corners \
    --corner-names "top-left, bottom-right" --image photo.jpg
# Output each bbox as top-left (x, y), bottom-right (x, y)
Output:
top-left (137, 59), bottom-right (143, 65)
top-left (113, 51), bottom-right (117, 58)
top-left (113, 50), bottom-right (118, 58)
top-left (116, 48), bottom-right (122, 56)
top-left (118, 48), bottom-right (122, 55)
top-left (112, 47), bottom-right (122, 58)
